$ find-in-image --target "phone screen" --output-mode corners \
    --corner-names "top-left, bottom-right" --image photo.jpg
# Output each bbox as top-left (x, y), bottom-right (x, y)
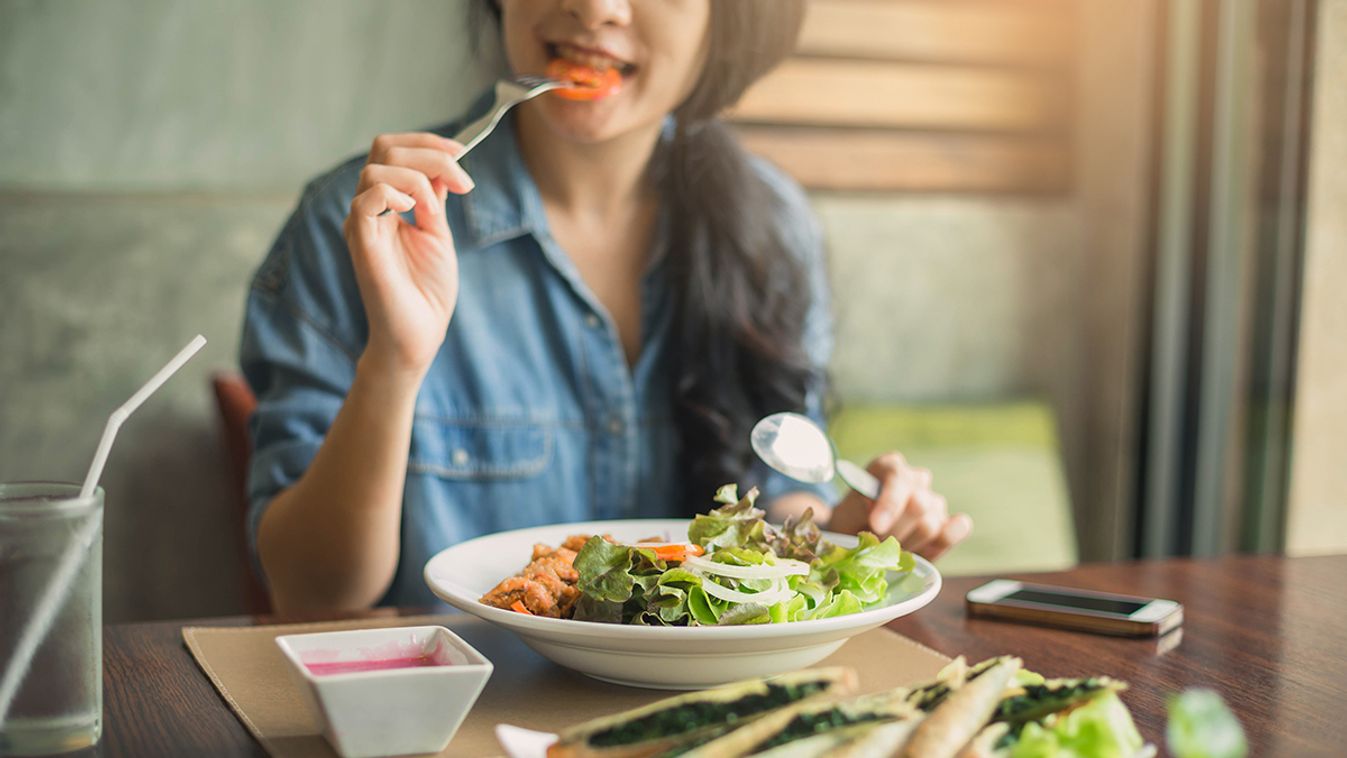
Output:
top-left (1003, 588), bottom-right (1147, 616)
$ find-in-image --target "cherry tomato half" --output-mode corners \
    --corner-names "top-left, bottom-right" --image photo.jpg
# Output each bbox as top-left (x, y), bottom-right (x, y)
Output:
top-left (546, 58), bottom-right (623, 101)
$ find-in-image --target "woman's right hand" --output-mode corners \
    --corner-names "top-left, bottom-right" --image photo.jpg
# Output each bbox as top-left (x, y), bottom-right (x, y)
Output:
top-left (343, 132), bottom-right (476, 378)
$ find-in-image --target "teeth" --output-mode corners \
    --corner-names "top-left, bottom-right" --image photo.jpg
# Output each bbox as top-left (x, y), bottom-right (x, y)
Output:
top-left (554, 43), bottom-right (625, 73)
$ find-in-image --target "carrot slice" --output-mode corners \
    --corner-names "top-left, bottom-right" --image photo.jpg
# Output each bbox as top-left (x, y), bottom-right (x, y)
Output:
top-left (636, 543), bottom-right (706, 562)
top-left (546, 58), bottom-right (622, 101)
top-left (510, 600), bottom-right (532, 615)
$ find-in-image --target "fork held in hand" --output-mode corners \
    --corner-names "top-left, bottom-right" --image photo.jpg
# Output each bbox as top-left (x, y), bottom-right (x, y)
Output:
top-left (378, 75), bottom-right (569, 216)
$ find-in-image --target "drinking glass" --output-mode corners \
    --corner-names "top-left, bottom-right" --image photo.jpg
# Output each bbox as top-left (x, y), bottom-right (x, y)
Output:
top-left (0, 483), bottom-right (102, 756)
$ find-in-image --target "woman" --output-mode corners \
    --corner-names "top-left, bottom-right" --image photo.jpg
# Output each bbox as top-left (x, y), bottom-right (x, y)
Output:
top-left (241, 0), bottom-right (971, 613)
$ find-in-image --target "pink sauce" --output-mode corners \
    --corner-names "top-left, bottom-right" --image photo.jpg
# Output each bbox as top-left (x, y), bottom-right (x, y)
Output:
top-left (304, 656), bottom-right (447, 676)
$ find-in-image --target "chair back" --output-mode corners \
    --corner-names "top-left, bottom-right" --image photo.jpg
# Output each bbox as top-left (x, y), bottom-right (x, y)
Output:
top-left (210, 372), bottom-right (271, 614)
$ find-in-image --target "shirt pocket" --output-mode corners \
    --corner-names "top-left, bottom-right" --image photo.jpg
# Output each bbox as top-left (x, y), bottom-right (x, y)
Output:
top-left (408, 416), bottom-right (553, 480)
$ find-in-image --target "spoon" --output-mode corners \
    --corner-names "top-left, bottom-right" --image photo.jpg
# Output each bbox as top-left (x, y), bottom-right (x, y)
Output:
top-left (750, 412), bottom-right (881, 499)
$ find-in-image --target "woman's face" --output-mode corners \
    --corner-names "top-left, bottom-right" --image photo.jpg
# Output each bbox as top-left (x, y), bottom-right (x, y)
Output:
top-left (498, 0), bottom-right (711, 143)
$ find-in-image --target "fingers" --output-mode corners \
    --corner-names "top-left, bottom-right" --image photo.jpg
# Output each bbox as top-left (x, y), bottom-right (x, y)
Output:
top-left (918, 513), bottom-right (973, 562)
top-left (901, 490), bottom-right (948, 552)
top-left (352, 132), bottom-right (473, 236)
top-left (382, 145), bottom-right (475, 194)
top-left (863, 453), bottom-right (904, 533)
top-left (369, 132), bottom-right (466, 162)
top-left (840, 452), bottom-right (964, 561)
top-left (866, 454), bottom-right (925, 536)
top-left (350, 183), bottom-right (416, 219)
top-left (357, 164), bottom-right (447, 234)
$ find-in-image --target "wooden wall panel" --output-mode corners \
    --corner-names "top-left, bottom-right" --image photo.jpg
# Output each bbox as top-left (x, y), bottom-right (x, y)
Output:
top-left (799, 0), bottom-right (1073, 66)
top-left (736, 128), bottom-right (1070, 193)
top-left (731, 60), bottom-right (1067, 132)
top-left (731, 0), bottom-right (1078, 193)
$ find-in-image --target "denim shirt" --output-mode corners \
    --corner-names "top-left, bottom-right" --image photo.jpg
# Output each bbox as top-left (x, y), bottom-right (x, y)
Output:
top-left (240, 96), bottom-right (834, 607)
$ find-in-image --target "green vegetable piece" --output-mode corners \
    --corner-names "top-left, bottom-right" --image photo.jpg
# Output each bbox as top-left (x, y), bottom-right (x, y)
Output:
top-left (1005, 692), bottom-right (1146, 758)
top-left (572, 594), bottom-right (624, 623)
top-left (575, 536), bottom-right (638, 603)
top-left (689, 485), bottom-right (769, 551)
top-left (717, 602), bottom-right (771, 625)
top-left (812, 532), bottom-right (908, 604)
top-left (687, 585), bottom-right (722, 625)
top-left (710, 547), bottom-right (769, 566)
top-left (659, 568), bottom-right (703, 587)
top-left (1167, 688), bottom-right (1247, 758)
top-left (809, 589), bottom-right (862, 620)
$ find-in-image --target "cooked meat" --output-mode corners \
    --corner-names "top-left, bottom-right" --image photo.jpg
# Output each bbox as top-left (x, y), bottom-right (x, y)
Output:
top-left (561, 534), bottom-right (592, 552)
top-left (480, 535), bottom-right (590, 618)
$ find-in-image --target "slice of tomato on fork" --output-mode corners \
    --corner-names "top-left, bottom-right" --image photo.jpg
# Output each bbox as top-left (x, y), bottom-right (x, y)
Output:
top-left (546, 58), bottom-right (622, 101)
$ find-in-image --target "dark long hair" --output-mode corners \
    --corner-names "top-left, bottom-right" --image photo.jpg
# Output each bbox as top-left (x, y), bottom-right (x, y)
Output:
top-left (475, 1), bottom-right (820, 509)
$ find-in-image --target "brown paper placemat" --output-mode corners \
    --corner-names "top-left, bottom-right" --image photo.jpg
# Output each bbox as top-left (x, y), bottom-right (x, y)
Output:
top-left (183, 615), bottom-right (950, 758)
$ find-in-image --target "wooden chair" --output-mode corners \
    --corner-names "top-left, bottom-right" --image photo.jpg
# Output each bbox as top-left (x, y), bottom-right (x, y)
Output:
top-left (209, 372), bottom-right (271, 614)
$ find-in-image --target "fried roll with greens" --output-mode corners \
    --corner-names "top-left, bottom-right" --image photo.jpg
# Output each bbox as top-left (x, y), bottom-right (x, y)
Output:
top-left (957, 677), bottom-right (1152, 758)
top-left (677, 690), bottom-right (916, 758)
top-left (548, 667), bottom-right (857, 758)
top-left (899, 657), bottom-right (1021, 758)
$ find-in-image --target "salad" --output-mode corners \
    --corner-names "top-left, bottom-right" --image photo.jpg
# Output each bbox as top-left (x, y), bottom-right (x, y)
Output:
top-left (569, 484), bottom-right (916, 626)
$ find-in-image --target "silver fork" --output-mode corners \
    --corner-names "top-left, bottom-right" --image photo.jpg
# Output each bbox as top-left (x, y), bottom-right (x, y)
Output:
top-left (454, 75), bottom-right (569, 154)
top-left (378, 75), bottom-right (569, 215)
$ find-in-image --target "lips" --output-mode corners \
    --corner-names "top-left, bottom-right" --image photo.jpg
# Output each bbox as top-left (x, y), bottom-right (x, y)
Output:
top-left (546, 41), bottom-right (636, 76)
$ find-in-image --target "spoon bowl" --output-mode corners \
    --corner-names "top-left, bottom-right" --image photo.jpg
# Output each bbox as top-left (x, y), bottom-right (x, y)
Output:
top-left (750, 412), bottom-right (881, 499)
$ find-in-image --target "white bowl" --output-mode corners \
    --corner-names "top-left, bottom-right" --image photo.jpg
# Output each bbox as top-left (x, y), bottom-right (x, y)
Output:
top-left (275, 625), bottom-right (492, 758)
top-left (423, 519), bottom-right (940, 690)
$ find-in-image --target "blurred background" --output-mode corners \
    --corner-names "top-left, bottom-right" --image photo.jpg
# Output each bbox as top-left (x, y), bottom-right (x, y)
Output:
top-left (0, 0), bottom-right (1342, 623)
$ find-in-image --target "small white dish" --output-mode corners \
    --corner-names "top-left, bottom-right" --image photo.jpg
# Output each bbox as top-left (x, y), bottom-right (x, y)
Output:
top-left (495, 724), bottom-right (558, 758)
top-left (423, 519), bottom-right (941, 690)
top-left (275, 625), bottom-right (492, 758)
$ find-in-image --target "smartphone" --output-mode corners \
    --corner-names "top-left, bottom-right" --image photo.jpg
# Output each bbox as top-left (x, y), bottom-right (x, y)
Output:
top-left (965, 580), bottom-right (1183, 637)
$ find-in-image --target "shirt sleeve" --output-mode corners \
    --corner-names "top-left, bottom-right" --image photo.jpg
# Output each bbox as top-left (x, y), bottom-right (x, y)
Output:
top-left (238, 168), bottom-right (366, 574)
top-left (747, 158), bottom-right (838, 513)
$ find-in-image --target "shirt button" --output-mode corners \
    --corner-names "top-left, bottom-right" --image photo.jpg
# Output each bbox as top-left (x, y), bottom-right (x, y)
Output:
top-left (585, 313), bottom-right (601, 329)
top-left (451, 448), bottom-right (470, 466)
top-left (607, 417), bottom-right (624, 435)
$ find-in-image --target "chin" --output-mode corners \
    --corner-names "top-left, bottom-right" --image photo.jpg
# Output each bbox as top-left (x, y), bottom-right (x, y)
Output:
top-left (534, 97), bottom-right (634, 144)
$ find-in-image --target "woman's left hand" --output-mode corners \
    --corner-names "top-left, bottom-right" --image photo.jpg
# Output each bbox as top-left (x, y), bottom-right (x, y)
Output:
top-left (827, 452), bottom-right (972, 561)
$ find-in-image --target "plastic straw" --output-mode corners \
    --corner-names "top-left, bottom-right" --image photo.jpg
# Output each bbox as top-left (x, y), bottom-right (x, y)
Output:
top-left (0, 335), bottom-right (207, 728)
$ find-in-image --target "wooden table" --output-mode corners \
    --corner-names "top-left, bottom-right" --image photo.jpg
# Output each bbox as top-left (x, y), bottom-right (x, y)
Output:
top-left (99, 555), bottom-right (1346, 757)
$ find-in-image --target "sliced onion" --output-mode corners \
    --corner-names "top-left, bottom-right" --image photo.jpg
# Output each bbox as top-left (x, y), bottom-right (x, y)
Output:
top-left (682, 555), bottom-right (809, 580)
top-left (698, 576), bottom-right (795, 606)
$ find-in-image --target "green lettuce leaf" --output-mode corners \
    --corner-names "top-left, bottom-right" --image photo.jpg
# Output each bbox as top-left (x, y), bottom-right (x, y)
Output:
top-left (717, 602), bottom-right (771, 625)
top-left (812, 532), bottom-right (910, 604)
top-left (808, 589), bottom-right (863, 619)
top-left (1166, 689), bottom-right (1247, 758)
top-left (574, 536), bottom-right (638, 603)
top-left (688, 485), bottom-right (769, 551)
top-left (648, 583), bottom-right (691, 624)
top-left (657, 567), bottom-right (703, 587)
top-left (1006, 692), bottom-right (1147, 758)
top-left (571, 594), bottom-right (624, 623)
top-left (687, 585), bottom-right (723, 625)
